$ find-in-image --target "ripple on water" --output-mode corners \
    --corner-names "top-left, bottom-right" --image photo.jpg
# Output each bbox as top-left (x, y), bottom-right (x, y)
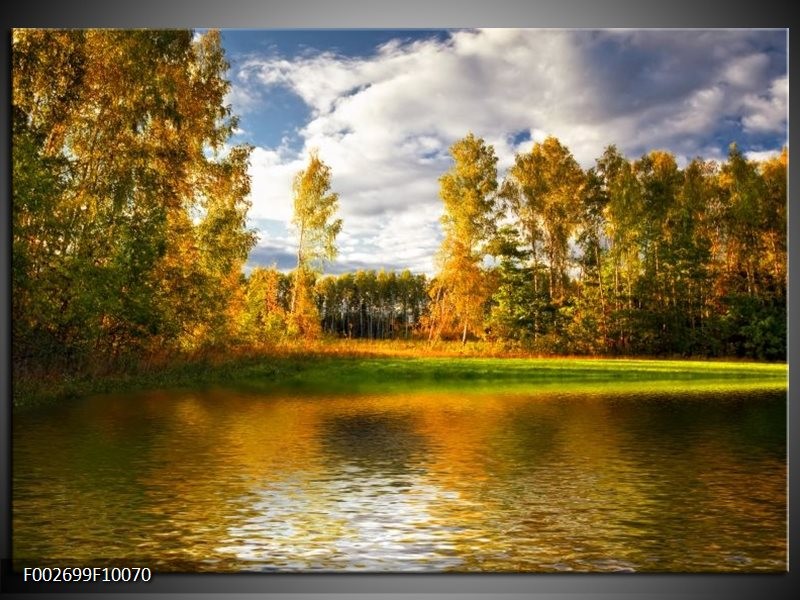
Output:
top-left (12, 387), bottom-right (786, 572)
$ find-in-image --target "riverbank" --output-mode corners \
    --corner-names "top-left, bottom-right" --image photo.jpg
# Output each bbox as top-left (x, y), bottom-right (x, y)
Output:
top-left (12, 340), bottom-right (788, 410)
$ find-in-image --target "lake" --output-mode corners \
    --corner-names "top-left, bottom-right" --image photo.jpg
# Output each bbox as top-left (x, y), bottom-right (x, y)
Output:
top-left (13, 383), bottom-right (786, 572)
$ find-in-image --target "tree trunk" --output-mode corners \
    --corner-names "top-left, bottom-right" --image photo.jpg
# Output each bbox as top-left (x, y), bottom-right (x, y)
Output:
top-left (428, 285), bottom-right (443, 342)
top-left (596, 244), bottom-right (607, 341)
top-left (291, 229), bottom-right (305, 315)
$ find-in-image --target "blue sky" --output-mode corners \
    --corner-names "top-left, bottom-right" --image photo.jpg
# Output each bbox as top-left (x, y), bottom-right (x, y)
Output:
top-left (219, 29), bottom-right (788, 275)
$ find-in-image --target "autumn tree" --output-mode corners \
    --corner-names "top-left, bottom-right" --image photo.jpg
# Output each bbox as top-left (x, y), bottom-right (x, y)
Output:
top-left (570, 168), bottom-right (610, 353)
top-left (499, 136), bottom-right (585, 343)
top-left (430, 133), bottom-right (499, 344)
top-left (594, 145), bottom-right (642, 351)
top-left (242, 267), bottom-right (291, 342)
top-left (289, 151), bottom-right (342, 338)
top-left (714, 144), bottom-right (786, 359)
top-left (12, 29), bottom-right (255, 372)
top-left (759, 148), bottom-right (787, 294)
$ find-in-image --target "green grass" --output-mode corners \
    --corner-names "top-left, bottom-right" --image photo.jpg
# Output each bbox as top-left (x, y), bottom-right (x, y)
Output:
top-left (13, 354), bottom-right (787, 410)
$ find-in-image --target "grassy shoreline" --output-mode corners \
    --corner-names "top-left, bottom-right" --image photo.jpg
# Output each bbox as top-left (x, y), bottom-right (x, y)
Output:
top-left (12, 342), bottom-right (788, 410)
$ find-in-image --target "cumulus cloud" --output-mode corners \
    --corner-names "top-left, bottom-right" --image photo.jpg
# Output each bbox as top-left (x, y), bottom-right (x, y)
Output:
top-left (745, 149), bottom-right (784, 163)
top-left (225, 81), bottom-right (264, 117)
top-left (741, 75), bottom-right (788, 134)
top-left (248, 146), bottom-right (303, 223)
top-left (230, 28), bottom-right (787, 275)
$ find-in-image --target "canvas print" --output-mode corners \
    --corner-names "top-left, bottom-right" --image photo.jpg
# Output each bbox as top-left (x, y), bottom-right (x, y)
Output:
top-left (12, 28), bottom-right (787, 573)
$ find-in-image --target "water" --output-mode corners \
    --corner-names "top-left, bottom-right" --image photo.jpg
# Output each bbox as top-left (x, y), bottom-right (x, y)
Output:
top-left (13, 385), bottom-right (786, 572)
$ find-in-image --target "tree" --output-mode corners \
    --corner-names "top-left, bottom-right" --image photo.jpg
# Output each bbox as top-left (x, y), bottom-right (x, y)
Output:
top-left (595, 145), bottom-right (642, 352)
top-left (713, 145), bottom-right (786, 359)
top-left (501, 136), bottom-right (585, 342)
top-left (572, 167), bottom-right (610, 352)
top-left (311, 269), bottom-right (429, 339)
top-left (12, 29), bottom-right (255, 372)
top-left (243, 267), bottom-right (291, 341)
top-left (431, 133), bottom-right (498, 344)
top-left (661, 158), bottom-right (715, 354)
top-left (289, 151), bottom-right (342, 337)
top-left (486, 226), bottom-right (537, 343)
top-left (758, 148), bottom-right (787, 294)
top-left (629, 150), bottom-right (682, 354)
top-left (718, 143), bottom-right (766, 297)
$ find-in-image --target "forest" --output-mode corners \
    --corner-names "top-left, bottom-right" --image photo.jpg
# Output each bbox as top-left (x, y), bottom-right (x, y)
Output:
top-left (12, 29), bottom-right (787, 383)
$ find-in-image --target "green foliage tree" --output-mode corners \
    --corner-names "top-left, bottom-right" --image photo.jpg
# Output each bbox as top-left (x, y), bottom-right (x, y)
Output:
top-left (571, 167), bottom-right (610, 353)
top-left (500, 136), bottom-right (585, 344)
top-left (313, 269), bottom-right (429, 340)
top-left (486, 226), bottom-right (537, 343)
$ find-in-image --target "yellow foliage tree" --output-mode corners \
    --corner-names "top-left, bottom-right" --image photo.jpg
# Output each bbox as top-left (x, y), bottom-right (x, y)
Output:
top-left (289, 151), bottom-right (342, 339)
top-left (430, 133), bottom-right (498, 345)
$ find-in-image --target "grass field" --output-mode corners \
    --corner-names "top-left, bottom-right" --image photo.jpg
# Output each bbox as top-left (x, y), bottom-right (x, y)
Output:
top-left (13, 342), bottom-right (788, 410)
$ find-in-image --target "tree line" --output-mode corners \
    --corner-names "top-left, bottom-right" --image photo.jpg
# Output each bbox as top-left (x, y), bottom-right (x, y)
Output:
top-left (241, 267), bottom-right (429, 341)
top-left (426, 134), bottom-right (786, 359)
top-left (239, 127), bottom-right (786, 361)
top-left (12, 30), bottom-right (786, 379)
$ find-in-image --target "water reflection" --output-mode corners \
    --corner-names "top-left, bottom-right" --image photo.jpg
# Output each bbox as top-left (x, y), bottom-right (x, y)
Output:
top-left (321, 411), bottom-right (429, 472)
top-left (13, 386), bottom-right (786, 572)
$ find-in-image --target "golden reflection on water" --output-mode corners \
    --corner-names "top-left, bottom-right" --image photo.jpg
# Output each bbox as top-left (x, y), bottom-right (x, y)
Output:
top-left (13, 386), bottom-right (786, 572)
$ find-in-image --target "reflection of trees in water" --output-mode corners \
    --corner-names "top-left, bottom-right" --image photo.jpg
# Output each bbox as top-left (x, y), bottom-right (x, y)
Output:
top-left (219, 408), bottom-right (473, 571)
top-left (13, 388), bottom-right (786, 571)
top-left (319, 411), bottom-right (429, 476)
top-left (596, 390), bottom-right (787, 570)
top-left (493, 407), bottom-right (561, 469)
top-left (603, 390), bottom-right (786, 463)
top-left (12, 394), bottom-right (181, 563)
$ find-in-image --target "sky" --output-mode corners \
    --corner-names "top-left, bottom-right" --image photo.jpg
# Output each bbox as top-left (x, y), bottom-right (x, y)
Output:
top-left (219, 29), bottom-right (788, 276)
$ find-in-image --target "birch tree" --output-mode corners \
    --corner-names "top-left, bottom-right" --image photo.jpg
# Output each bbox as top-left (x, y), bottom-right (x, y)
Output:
top-left (431, 133), bottom-right (498, 344)
top-left (289, 151), bottom-right (342, 337)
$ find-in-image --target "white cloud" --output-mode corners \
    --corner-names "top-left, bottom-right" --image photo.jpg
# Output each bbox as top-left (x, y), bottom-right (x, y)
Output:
top-left (233, 29), bottom-right (786, 275)
top-left (225, 79), bottom-right (264, 116)
top-left (745, 149), bottom-right (783, 163)
top-left (741, 75), bottom-right (788, 134)
top-left (247, 146), bottom-right (303, 223)
top-left (722, 52), bottom-right (770, 88)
